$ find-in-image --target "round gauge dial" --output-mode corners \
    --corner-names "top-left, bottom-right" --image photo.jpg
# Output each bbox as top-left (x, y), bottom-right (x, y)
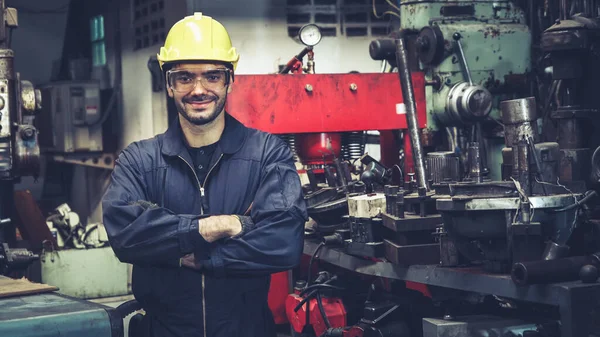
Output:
top-left (299, 24), bottom-right (322, 46)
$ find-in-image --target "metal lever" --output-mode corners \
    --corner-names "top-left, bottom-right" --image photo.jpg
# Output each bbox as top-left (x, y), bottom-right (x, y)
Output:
top-left (395, 32), bottom-right (430, 191)
top-left (452, 33), bottom-right (473, 86)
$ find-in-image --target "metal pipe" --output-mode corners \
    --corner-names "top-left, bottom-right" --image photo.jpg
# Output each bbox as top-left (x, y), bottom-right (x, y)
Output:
top-left (395, 33), bottom-right (429, 191)
top-left (511, 253), bottom-right (600, 285)
top-left (561, 0), bottom-right (568, 20)
top-left (468, 142), bottom-right (483, 183)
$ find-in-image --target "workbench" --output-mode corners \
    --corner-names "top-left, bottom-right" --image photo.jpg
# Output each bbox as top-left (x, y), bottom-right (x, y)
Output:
top-left (0, 276), bottom-right (123, 337)
top-left (304, 240), bottom-right (600, 337)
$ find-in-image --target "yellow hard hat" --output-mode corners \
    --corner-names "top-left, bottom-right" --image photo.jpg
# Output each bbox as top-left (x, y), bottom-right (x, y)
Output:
top-left (157, 12), bottom-right (240, 71)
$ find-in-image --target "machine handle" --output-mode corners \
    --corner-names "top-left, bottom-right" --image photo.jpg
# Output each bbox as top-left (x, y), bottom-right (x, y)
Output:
top-left (279, 46), bottom-right (313, 74)
top-left (452, 33), bottom-right (473, 86)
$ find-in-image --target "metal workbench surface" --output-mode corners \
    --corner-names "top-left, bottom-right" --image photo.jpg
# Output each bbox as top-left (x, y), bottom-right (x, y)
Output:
top-left (303, 240), bottom-right (600, 337)
top-left (0, 280), bottom-right (123, 337)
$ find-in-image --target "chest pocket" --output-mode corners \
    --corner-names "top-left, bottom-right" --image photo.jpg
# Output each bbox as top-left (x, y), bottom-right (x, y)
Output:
top-left (145, 163), bottom-right (204, 215)
top-left (207, 157), bottom-right (261, 215)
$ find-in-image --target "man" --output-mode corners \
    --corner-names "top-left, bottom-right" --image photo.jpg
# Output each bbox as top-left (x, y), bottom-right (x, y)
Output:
top-left (102, 12), bottom-right (307, 337)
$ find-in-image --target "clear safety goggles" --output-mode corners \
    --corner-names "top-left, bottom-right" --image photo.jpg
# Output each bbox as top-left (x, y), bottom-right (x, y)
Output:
top-left (166, 68), bottom-right (231, 93)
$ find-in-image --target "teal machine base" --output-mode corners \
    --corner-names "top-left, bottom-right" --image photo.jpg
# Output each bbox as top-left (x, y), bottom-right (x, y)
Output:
top-left (0, 290), bottom-right (123, 337)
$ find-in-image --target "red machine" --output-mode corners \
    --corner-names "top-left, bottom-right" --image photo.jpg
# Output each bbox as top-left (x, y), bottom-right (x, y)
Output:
top-left (285, 286), bottom-right (347, 336)
top-left (226, 71), bottom-right (426, 325)
top-left (225, 23), bottom-right (427, 325)
top-left (227, 72), bottom-right (426, 171)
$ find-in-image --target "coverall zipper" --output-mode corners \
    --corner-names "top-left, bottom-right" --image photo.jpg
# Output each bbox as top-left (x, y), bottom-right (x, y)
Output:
top-left (177, 153), bottom-right (224, 337)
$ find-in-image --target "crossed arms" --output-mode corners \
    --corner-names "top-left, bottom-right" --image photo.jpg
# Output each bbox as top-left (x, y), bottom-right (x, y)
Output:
top-left (101, 143), bottom-right (308, 277)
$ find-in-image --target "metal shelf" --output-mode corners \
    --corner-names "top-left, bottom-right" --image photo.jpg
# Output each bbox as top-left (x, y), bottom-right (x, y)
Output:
top-left (303, 240), bottom-right (600, 337)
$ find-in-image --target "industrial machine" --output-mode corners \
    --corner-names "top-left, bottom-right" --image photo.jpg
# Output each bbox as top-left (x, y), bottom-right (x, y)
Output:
top-left (6, 0), bottom-right (600, 336)
top-left (0, 0), bottom-right (43, 255)
top-left (35, 81), bottom-right (104, 153)
top-left (225, 2), bottom-right (600, 337)
top-left (0, 2), bottom-right (126, 336)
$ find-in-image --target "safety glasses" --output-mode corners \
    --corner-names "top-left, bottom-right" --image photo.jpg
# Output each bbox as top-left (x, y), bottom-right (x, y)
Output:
top-left (166, 68), bottom-right (231, 93)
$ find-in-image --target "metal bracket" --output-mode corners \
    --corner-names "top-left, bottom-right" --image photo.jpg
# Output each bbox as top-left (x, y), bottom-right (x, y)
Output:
top-left (50, 152), bottom-right (115, 170)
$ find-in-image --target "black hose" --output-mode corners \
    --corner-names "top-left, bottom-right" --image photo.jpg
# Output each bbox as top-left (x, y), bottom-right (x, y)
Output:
top-left (294, 291), bottom-right (314, 313)
top-left (307, 242), bottom-right (325, 286)
top-left (316, 292), bottom-right (332, 329)
top-left (294, 281), bottom-right (343, 312)
top-left (549, 190), bottom-right (597, 213)
top-left (305, 241), bottom-right (324, 328)
top-left (300, 284), bottom-right (345, 296)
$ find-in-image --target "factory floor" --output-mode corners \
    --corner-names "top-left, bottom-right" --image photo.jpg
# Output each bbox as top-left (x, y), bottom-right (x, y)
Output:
top-left (88, 295), bottom-right (293, 337)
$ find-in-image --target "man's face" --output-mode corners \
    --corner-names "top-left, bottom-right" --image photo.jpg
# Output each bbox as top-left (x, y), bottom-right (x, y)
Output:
top-left (167, 62), bottom-right (233, 126)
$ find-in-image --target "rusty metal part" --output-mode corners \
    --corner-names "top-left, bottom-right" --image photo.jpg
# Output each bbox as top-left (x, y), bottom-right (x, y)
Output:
top-left (384, 240), bottom-right (440, 266)
top-left (557, 118), bottom-right (584, 149)
top-left (500, 97), bottom-right (539, 147)
top-left (381, 212), bottom-right (442, 233)
top-left (427, 151), bottom-right (460, 184)
top-left (467, 142), bottom-right (484, 183)
top-left (304, 240), bottom-right (600, 337)
top-left (500, 97), bottom-right (537, 124)
top-left (560, 148), bottom-right (591, 185)
top-left (0, 50), bottom-right (14, 139)
top-left (416, 25), bottom-right (444, 65)
top-left (384, 185), bottom-right (400, 216)
top-left (395, 33), bottom-right (429, 191)
top-left (420, 128), bottom-right (435, 148)
top-left (514, 140), bottom-right (532, 196)
top-left (14, 125), bottom-right (40, 177)
top-left (0, 243), bottom-right (39, 275)
top-left (444, 82), bottom-right (493, 125)
top-left (50, 152), bottom-right (115, 170)
top-left (19, 80), bottom-right (41, 115)
top-left (549, 107), bottom-right (594, 151)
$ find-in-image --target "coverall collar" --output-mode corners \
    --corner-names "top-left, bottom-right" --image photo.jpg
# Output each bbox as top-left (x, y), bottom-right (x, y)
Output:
top-left (161, 112), bottom-right (248, 157)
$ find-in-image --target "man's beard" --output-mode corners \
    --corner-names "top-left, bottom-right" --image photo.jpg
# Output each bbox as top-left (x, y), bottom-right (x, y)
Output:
top-left (177, 93), bottom-right (227, 126)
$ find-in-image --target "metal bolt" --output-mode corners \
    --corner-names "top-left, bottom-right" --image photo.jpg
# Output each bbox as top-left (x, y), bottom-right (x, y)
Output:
top-left (21, 128), bottom-right (34, 139)
top-left (305, 84), bottom-right (313, 92)
top-left (349, 83), bottom-right (357, 91)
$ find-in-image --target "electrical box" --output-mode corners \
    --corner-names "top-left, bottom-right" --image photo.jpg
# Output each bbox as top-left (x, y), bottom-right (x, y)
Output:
top-left (35, 81), bottom-right (103, 153)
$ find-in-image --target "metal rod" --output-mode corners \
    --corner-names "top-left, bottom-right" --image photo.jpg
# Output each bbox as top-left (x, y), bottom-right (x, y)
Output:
top-left (468, 142), bottom-right (483, 183)
top-left (452, 33), bottom-right (473, 86)
top-left (511, 253), bottom-right (600, 285)
top-left (0, 0), bottom-right (5, 48)
top-left (561, 0), bottom-right (568, 20)
top-left (395, 33), bottom-right (429, 191)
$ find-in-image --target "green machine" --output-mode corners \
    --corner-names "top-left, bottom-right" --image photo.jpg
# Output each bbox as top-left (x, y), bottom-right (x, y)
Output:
top-left (401, 0), bottom-right (532, 181)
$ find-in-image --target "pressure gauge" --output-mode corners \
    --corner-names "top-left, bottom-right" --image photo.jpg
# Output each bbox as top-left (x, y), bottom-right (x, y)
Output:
top-left (299, 24), bottom-right (322, 46)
